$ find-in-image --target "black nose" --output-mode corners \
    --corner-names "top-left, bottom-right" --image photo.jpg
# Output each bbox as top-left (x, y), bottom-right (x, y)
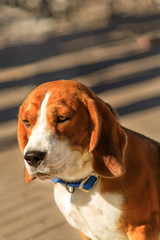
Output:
top-left (24, 151), bottom-right (46, 167)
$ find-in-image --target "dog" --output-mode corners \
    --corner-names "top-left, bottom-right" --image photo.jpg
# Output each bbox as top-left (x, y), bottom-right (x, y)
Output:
top-left (17, 80), bottom-right (160, 240)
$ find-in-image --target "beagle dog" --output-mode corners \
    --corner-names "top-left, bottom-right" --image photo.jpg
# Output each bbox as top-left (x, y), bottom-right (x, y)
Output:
top-left (17, 80), bottom-right (160, 240)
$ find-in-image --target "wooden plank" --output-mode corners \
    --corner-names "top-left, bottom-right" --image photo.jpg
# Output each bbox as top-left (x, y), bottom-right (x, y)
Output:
top-left (3, 208), bottom-right (65, 240)
top-left (36, 222), bottom-right (81, 240)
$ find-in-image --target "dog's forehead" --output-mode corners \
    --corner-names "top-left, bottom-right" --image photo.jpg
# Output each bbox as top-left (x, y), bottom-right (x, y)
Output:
top-left (48, 81), bottom-right (87, 100)
top-left (22, 80), bottom-right (89, 114)
top-left (47, 89), bottom-right (83, 110)
top-left (22, 89), bottom-right (46, 115)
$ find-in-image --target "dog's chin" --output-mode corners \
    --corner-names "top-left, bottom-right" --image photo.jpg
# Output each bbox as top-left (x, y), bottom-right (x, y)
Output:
top-left (28, 165), bottom-right (66, 180)
top-left (36, 172), bottom-right (54, 180)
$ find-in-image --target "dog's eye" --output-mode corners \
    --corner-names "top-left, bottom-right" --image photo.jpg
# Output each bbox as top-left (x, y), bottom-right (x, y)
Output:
top-left (57, 116), bottom-right (70, 123)
top-left (22, 119), bottom-right (31, 128)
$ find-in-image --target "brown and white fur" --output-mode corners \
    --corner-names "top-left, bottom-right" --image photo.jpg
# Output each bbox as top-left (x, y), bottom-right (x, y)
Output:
top-left (18, 80), bottom-right (160, 240)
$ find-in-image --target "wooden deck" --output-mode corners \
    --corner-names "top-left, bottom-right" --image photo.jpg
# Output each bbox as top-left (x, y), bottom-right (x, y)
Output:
top-left (0, 4), bottom-right (160, 240)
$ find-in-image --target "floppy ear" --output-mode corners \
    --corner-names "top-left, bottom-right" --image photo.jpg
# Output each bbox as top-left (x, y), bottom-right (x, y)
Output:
top-left (17, 105), bottom-right (33, 183)
top-left (24, 167), bottom-right (34, 183)
top-left (17, 105), bottom-right (28, 153)
top-left (87, 96), bottom-right (127, 178)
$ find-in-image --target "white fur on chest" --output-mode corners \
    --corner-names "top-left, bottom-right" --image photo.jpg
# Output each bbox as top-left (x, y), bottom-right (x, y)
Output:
top-left (54, 182), bottom-right (128, 240)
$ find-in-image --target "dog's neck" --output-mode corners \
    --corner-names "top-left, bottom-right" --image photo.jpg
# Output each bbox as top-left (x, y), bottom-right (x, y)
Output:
top-left (52, 172), bottom-right (99, 193)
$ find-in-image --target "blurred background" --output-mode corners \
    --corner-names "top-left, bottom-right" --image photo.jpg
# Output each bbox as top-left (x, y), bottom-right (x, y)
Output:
top-left (0, 0), bottom-right (160, 239)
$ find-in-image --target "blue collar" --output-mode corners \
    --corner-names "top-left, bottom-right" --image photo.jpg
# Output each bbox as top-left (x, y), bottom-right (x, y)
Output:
top-left (52, 172), bottom-right (98, 193)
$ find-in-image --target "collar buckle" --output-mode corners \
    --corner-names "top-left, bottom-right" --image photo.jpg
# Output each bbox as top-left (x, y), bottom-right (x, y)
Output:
top-left (79, 172), bottom-right (99, 192)
top-left (65, 183), bottom-right (75, 193)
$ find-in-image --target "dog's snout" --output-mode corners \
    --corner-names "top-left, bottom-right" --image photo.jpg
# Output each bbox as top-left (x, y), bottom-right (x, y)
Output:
top-left (24, 151), bottom-right (46, 167)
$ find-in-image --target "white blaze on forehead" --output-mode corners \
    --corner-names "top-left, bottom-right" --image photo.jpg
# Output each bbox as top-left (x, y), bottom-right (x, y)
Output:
top-left (38, 92), bottom-right (51, 126)
top-left (24, 92), bottom-right (51, 153)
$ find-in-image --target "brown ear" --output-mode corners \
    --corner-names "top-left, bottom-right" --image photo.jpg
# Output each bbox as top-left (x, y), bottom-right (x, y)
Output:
top-left (24, 167), bottom-right (34, 183)
top-left (87, 97), bottom-right (127, 178)
top-left (17, 105), bottom-right (28, 152)
top-left (17, 105), bottom-right (33, 183)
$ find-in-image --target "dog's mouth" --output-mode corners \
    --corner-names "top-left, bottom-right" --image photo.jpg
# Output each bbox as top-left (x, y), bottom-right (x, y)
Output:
top-left (36, 172), bottom-right (53, 180)
top-left (25, 164), bottom-right (54, 180)
top-left (29, 165), bottom-right (63, 180)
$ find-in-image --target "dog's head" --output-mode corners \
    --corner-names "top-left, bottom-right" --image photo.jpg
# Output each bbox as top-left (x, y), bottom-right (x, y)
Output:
top-left (17, 80), bottom-right (127, 183)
